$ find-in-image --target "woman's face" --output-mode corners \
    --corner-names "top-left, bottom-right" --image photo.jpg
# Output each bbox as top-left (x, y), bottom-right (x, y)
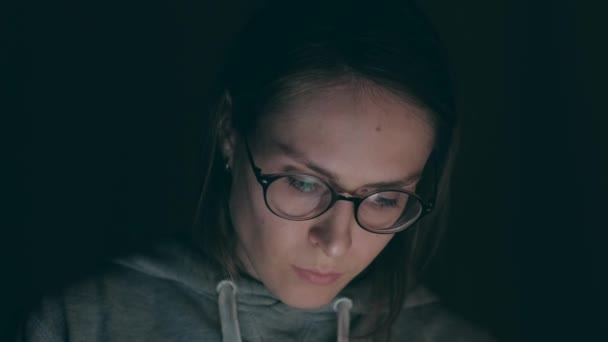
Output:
top-left (224, 84), bottom-right (435, 309)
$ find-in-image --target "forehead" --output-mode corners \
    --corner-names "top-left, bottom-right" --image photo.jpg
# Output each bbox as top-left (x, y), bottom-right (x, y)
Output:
top-left (253, 85), bottom-right (435, 190)
top-left (258, 83), bottom-right (434, 136)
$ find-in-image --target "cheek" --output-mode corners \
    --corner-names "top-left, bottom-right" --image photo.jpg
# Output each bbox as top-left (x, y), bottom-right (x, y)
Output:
top-left (349, 230), bottom-right (394, 272)
top-left (228, 166), bottom-right (305, 272)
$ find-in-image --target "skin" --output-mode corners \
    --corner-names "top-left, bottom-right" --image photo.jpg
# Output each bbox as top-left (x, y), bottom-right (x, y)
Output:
top-left (221, 83), bottom-right (435, 309)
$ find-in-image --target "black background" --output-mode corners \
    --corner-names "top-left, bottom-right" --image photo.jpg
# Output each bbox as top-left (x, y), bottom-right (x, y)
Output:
top-left (5, 0), bottom-right (606, 341)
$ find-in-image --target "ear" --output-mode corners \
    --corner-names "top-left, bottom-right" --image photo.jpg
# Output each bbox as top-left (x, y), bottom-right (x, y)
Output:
top-left (217, 91), bottom-right (237, 169)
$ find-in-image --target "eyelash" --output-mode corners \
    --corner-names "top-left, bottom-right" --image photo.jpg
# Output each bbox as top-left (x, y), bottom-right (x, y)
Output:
top-left (283, 164), bottom-right (417, 194)
top-left (373, 197), bottom-right (399, 208)
top-left (287, 177), bottom-right (317, 193)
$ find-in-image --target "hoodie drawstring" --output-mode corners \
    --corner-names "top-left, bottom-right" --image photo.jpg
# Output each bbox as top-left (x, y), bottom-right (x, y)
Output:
top-left (216, 280), bottom-right (352, 342)
top-left (333, 297), bottom-right (353, 342)
top-left (216, 280), bottom-right (242, 342)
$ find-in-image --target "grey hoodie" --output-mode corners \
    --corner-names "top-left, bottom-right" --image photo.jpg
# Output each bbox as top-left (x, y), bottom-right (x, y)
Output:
top-left (18, 239), bottom-right (496, 341)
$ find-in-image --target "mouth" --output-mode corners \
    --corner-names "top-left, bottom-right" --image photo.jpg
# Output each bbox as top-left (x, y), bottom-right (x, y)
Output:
top-left (292, 265), bottom-right (343, 286)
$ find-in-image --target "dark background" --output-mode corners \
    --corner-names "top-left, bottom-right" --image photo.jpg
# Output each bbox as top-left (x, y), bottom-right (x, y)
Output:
top-left (6, 0), bottom-right (606, 341)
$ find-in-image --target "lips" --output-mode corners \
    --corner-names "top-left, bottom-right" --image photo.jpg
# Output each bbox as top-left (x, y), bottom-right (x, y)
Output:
top-left (292, 265), bottom-right (343, 285)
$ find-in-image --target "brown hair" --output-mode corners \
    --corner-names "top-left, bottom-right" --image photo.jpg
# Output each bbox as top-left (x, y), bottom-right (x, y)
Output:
top-left (191, 0), bottom-right (457, 338)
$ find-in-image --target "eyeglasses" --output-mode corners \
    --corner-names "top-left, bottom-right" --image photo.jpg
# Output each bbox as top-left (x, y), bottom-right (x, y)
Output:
top-left (243, 139), bottom-right (435, 234)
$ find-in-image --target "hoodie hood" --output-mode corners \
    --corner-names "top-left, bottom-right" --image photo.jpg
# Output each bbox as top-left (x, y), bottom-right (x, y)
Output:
top-left (114, 239), bottom-right (438, 341)
top-left (20, 237), bottom-right (496, 342)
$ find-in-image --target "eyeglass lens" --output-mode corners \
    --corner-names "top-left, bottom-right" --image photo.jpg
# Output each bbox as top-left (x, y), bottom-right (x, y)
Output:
top-left (264, 174), bottom-right (422, 231)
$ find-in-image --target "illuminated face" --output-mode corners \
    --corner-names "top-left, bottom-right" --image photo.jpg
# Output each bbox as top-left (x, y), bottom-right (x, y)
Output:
top-left (222, 84), bottom-right (435, 309)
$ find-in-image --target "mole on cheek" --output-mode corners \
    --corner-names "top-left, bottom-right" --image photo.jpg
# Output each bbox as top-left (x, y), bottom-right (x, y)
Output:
top-left (375, 125), bottom-right (382, 132)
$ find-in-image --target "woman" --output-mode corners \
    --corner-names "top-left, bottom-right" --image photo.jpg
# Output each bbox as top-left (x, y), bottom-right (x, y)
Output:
top-left (19, 1), bottom-right (495, 341)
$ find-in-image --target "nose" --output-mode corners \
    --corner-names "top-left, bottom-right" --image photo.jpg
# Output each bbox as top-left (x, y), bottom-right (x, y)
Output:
top-left (308, 200), bottom-right (354, 258)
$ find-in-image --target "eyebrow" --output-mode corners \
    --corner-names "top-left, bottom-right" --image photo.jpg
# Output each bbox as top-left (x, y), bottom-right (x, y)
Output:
top-left (273, 141), bottom-right (421, 190)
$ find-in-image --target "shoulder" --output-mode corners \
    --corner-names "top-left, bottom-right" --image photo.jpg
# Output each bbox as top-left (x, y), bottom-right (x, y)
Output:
top-left (390, 288), bottom-right (496, 342)
top-left (16, 254), bottom-right (221, 342)
top-left (16, 263), bottom-right (159, 341)
top-left (16, 294), bottom-right (67, 342)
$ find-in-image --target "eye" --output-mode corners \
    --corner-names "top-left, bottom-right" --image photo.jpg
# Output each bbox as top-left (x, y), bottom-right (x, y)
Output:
top-left (365, 192), bottom-right (407, 209)
top-left (286, 175), bottom-right (320, 193)
top-left (373, 196), bottom-right (399, 208)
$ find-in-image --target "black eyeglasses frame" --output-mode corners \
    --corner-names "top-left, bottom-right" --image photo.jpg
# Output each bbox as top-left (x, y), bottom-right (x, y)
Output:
top-left (242, 139), bottom-right (436, 234)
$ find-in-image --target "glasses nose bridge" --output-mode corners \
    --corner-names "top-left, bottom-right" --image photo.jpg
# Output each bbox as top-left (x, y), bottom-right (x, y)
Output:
top-left (332, 193), bottom-right (361, 209)
top-left (322, 193), bottom-right (359, 231)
